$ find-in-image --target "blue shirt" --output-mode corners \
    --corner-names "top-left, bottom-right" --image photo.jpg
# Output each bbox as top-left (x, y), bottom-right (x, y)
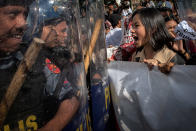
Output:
top-left (106, 27), bottom-right (123, 47)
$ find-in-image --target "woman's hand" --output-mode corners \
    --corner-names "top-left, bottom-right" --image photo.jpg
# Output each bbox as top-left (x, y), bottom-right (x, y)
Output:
top-left (143, 59), bottom-right (175, 74)
top-left (143, 59), bottom-right (159, 70)
top-left (158, 62), bottom-right (175, 74)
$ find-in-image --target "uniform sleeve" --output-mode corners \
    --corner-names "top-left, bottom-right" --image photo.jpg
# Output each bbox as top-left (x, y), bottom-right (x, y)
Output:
top-left (58, 77), bottom-right (79, 101)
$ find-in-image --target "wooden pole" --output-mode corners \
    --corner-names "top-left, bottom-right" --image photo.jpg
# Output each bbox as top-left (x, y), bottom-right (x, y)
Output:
top-left (0, 38), bottom-right (45, 126)
top-left (84, 19), bottom-right (103, 73)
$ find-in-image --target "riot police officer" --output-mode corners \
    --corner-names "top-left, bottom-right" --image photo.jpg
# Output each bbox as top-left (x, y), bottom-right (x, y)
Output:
top-left (0, 0), bottom-right (82, 130)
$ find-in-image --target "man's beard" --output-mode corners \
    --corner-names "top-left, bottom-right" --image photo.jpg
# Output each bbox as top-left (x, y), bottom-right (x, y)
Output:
top-left (0, 26), bottom-right (25, 43)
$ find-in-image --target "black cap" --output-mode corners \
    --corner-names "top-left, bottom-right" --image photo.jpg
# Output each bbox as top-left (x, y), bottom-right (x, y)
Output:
top-left (108, 14), bottom-right (121, 27)
top-left (0, 0), bottom-right (34, 7)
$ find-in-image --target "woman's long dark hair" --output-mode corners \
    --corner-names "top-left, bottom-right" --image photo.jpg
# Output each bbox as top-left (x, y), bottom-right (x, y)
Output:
top-left (132, 8), bottom-right (174, 51)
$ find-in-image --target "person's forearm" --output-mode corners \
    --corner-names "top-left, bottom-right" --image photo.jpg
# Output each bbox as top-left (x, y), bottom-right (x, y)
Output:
top-left (39, 97), bottom-right (79, 131)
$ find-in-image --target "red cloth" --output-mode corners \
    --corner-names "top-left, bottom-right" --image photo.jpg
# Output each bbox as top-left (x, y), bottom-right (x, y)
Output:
top-left (188, 40), bottom-right (196, 54)
top-left (111, 21), bottom-right (136, 61)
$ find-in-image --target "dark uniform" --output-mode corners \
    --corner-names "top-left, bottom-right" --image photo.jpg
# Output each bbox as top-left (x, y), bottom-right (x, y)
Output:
top-left (0, 48), bottom-right (78, 130)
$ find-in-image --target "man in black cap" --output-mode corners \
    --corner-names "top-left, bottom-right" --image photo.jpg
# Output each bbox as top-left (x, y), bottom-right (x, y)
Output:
top-left (106, 14), bottom-right (122, 47)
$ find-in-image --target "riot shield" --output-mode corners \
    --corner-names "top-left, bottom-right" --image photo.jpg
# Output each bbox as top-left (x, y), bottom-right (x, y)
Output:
top-left (78, 0), bottom-right (113, 131)
top-left (0, 0), bottom-right (89, 130)
top-left (108, 62), bottom-right (196, 131)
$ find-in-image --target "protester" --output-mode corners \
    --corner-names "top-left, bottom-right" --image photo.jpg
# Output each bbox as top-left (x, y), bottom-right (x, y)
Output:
top-left (105, 2), bottom-right (119, 20)
top-left (157, 7), bottom-right (173, 18)
top-left (108, 2), bottom-right (115, 16)
top-left (120, 0), bottom-right (133, 18)
top-left (165, 15), bottom-right (191, 62)
top-left (131, 8), bottom-right (185, 73)
top-left (177, 7), bottom-right (196, 64)
top-left (110, 17), bottom-right (136, 61)
top-left (106, 14), bottom-right (122, 47)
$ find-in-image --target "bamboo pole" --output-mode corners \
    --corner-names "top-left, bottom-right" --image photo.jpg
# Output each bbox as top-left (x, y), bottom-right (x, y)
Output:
top-left (84, 19), bottom-right (103, 73)
top-left (0, 38), bottom-right (45, 126)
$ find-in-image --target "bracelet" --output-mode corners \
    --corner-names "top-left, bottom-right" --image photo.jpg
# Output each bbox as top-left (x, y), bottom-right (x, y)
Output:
top-left (182, 51), bottom-right (187, 56)
top-left (184, 52), bottom-right (191, 60)
top-left (180, 50), bottom-right (186, 55)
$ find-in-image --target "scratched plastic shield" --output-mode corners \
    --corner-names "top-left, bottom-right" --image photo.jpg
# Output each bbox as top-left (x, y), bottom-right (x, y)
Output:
top-left (0, 0), bottom-right (89, 130)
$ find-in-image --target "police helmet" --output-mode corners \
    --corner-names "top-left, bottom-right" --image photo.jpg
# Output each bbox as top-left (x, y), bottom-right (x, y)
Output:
top-left (38, 0), bottom-right (74, 26)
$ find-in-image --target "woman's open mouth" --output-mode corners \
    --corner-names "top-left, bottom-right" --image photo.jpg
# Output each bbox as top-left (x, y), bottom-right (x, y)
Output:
top-left (133, 36), bottom-right (139, 45)
top-left (133, 36), bottom-right (138, 41)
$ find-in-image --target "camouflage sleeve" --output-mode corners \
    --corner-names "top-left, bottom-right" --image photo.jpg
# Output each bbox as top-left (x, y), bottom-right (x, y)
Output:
top-left (44, 58), bottom-right (80, 102)
top-left (58, 77), bottom-right (79, 101)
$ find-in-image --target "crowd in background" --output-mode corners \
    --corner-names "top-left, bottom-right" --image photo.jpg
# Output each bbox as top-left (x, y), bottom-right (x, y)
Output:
top-left (104, 0), bottom-right (196, 73)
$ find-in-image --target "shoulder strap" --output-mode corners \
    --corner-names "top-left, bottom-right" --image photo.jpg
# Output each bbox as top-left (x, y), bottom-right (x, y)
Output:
top-left (53, 68), bottom-right (68, 97)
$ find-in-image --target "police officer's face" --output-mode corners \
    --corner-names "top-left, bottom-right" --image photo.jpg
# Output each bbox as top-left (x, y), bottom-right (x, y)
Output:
top-left (41, 21), bottom-right (68, 48)
top-left (55, 21), bottom-right (68, 45)
top-left (0, 5), bottom-right (27, 53)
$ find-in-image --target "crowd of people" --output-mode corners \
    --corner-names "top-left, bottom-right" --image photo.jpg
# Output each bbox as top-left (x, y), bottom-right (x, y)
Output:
top-left (105, 0), bottom-right (196, 73)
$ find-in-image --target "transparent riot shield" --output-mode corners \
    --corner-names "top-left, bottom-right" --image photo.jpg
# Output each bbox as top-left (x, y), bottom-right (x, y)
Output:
top-left (80, 0), bottom-right (113, 131)
top-left (0, 0), bottom-right (89, 130)
top-left (108, 62), bottom-right (196, 131)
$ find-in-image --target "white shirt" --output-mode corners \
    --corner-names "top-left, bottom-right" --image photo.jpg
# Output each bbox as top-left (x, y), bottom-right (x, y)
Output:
top-left (146, 1), bottom-right (155, 8)
top-left (122, 8), bottom-right (132, 17)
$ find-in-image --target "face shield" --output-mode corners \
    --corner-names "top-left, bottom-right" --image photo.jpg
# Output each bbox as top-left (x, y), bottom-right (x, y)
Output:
top-left (27, 0), bottom-right (82, 64)
top-left (28, 0), bottom-right (73, 46)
